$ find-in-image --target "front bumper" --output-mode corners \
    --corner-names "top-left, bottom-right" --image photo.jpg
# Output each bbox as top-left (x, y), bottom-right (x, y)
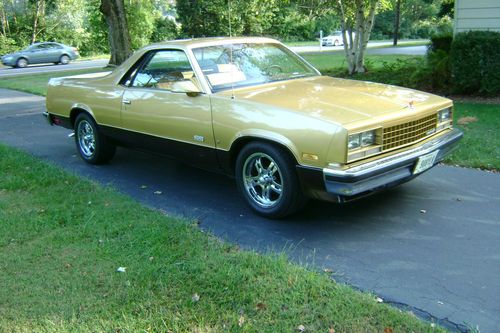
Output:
top-left (296, 128), bottom-right (463, 202)
top-left (322, 128), bottom-right (463, 199)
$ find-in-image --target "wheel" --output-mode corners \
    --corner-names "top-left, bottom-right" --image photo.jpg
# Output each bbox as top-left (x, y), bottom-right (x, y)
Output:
top-left (16, 58), bottom-right (28, 68)
top-left (235, 142), bottom-right (306, 218)
top-left (59, 55), bottom-right (70, 65)
top-left (74, 113), bottom-right (115, 164)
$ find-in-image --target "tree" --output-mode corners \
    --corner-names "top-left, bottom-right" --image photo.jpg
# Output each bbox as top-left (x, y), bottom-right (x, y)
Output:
top-left (337, 0), bottom-right (379, 74)
top-left (392, 0), bottom-right (400, 45)
top-left (100, 0), bottom-right (132, 65)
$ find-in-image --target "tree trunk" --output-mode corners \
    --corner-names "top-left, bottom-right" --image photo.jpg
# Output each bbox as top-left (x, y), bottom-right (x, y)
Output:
top-left (393, 0), bottom-right (401, 46)
top-left (338, 0), bottom-right (379, 74)
top-left (100, 0), bottom-right (132, 66)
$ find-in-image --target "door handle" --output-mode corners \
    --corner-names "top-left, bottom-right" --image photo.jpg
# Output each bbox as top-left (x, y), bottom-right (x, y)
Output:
top-left (123, 99), bottom-right (131, 105)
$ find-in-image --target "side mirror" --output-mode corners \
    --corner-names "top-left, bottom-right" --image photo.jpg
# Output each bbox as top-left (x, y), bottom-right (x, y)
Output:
top-left (171, 80), bottom-right (202, 97)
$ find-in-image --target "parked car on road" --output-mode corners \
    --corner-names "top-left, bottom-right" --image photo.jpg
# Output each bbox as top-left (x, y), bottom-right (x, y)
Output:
top-left (321, 31), bottom-right (344, 46)
top-left (1, 42), bottom-right (79, 68)
top-left (44, 37), bottom-right (462, 218)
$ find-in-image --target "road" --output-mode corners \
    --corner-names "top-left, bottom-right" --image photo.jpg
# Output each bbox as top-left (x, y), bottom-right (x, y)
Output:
top-left (0, 59), bottom-right (109, 77)
top-left (1, 89), bottom-right (499, 333)
top-left (0, 41), bottom-right (427, 78)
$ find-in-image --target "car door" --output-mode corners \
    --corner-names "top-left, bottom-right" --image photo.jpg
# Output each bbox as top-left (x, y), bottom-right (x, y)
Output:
top-left (45, 43), bottom-right (62, 62)
top-left (26, 45), bottom-right (46, 64)
top-left (120, 49), bottom-right (217, 170)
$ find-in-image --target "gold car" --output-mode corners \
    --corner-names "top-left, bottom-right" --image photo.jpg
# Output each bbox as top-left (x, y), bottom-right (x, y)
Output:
top-left (44, 37), bottom-right (462, 218)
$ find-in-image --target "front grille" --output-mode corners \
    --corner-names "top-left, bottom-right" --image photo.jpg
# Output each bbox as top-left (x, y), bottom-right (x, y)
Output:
top-left (382, 114), bottom-right (437, 151)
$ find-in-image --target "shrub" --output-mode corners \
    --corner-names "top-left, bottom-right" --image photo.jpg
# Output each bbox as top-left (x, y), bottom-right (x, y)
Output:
top-left (429, 32), bottom-right (453, 53)
top-left (0, 35), bottom-right (19, 56)
top-left (450, 31), bottom-right (500, 95)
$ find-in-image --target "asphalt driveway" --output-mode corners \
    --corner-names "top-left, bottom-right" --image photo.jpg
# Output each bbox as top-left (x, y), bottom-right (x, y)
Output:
top-left (0, 89), bottom-right (499, 332)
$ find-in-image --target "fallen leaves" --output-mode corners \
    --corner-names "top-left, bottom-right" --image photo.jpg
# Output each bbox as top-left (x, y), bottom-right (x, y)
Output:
top-left (297, 324), bottom-right (306, 332)
top-left (116, 267), bottom-right (126, 273)
top-left (255, 302), bottom-right (267, 311)
top-left (238, 315), bottom-right (245, 327)
top-left (457, 116), bottom-right (478, 126)
top-left (191, 293), bottom-right (200, 302)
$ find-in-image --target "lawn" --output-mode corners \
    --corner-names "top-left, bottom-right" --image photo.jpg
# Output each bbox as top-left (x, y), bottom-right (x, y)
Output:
top-left (0, 144), bottom-right (444, 332)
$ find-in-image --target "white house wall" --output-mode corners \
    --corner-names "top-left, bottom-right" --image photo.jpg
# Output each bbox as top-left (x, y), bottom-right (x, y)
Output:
top-left (454, 0), bottom-right (500, 33)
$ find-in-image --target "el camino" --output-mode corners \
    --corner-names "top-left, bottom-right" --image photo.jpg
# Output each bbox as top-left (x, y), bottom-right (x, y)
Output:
top-left (44, 37), bottom-right (463, 218)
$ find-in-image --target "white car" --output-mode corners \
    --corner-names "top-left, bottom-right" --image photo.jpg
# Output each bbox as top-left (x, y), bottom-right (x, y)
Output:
top-left (322, 32), bottom-right (343, 46)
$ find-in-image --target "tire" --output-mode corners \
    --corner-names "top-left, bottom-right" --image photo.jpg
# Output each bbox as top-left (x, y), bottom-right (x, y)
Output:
top-left (74, 113), bottom-right (116, 164)
top-left (235, 142), bottom-right (306, 218)
top-left (16, 58), bottom-right (28, 68)
top-left (59, 54), bottom-right (70, 65)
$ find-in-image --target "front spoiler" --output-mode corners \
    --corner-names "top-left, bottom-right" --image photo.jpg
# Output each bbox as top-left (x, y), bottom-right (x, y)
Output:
top-left (322, 128), bottom-right (463, 198)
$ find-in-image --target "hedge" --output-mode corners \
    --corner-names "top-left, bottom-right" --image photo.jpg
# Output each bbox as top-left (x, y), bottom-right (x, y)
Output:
top-left (450, 30), bottom-right (500, 95)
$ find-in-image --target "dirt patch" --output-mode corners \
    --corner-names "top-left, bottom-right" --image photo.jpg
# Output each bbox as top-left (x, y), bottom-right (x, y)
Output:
top-left (456, 116), bottom-right (478, 126)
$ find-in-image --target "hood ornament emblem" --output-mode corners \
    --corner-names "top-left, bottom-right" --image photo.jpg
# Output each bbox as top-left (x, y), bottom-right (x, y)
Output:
top-left (407, 100), bottom-right (415, 111)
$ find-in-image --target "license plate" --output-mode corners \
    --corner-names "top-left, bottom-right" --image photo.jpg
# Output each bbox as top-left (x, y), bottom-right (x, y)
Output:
top-left (414, 150), bottom-right (439, 174)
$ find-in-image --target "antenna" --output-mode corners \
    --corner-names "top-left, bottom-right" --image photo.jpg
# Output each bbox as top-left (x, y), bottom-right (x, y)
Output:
top-left (228, 0), bottom-right (235, 99)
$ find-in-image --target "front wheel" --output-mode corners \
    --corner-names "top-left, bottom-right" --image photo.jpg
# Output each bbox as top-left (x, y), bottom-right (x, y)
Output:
top-left (16, 58), bottom-right (28, 68)
top-left (74, 113), bottom-right (115, 164)
top-left (235, 142), bottom-right (306, 218)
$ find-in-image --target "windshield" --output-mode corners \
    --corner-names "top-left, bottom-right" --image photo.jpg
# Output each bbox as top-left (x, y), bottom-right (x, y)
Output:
top-left (192, 43), bottom-right (318, 92)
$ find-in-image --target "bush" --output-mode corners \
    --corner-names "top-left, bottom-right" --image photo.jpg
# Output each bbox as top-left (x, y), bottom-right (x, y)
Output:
top-left (0, 35), bottom-right (19, 56)
top-left (429, 32), bottom-right (453, 53)
top-left (450, 31), bottom-right (500, 95)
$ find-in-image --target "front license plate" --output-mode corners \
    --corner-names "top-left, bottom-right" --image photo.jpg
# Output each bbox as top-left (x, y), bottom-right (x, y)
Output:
top-left (414, 150), bottom-right (439, 174)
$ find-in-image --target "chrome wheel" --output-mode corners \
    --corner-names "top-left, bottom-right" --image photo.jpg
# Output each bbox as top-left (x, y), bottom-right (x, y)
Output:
top-left (77, 120), bottom-right (96, 158)
top-left (242, 152), bottom-right (283, 208)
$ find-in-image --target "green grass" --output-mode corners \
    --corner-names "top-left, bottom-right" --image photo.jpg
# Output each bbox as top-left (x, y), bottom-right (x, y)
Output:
top-left (0, 68), bottom-right (110, 96)
top-left (0, 144), bottom-right (444, 332)
top-left (445, 102), bottom-right (500, 170)
top-left (303, 52), bottom-right (421, 73)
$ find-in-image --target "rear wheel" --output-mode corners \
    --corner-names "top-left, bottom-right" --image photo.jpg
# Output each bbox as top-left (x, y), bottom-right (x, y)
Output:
top-left (16, 58), bottom-right (28, 68)
top-left (235, 142), bottom-right (306, 218)
top-left (74, 113), bottom-right (115, 164)
top-left (59, 55), bottom-right (70, 65)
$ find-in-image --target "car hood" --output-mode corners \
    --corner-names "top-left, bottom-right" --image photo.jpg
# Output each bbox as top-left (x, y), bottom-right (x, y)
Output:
top-left (221, 76), bottom-right (451, 127)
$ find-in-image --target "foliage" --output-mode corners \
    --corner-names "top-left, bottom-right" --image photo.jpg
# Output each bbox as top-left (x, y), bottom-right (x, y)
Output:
top-left (450, 31), bottom-right (500, 96)
top-left (372, 0), bottom-right (453, 40)
top-left (150, 17), bottom-right (179, 43)
top-left (0, 35), bottom-right (17, 55)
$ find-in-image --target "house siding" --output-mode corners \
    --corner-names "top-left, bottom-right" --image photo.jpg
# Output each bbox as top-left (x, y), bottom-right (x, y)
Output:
top-left (454, 0), bottom-right (500, 34)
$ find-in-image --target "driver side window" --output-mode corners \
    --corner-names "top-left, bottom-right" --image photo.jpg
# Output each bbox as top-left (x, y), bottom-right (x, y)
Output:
top-left (131, 50), bottom-right (196, 91)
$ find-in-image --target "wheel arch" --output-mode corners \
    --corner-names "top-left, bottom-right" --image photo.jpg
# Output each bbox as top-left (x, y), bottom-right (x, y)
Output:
top-left (228, 135), bottom-right (300, 175)
top-left (69, 104), bottom-right (96, 128)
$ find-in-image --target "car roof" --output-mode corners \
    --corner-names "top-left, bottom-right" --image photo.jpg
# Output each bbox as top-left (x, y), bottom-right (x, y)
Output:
top-left (145, 36), bottom-right (282, 51)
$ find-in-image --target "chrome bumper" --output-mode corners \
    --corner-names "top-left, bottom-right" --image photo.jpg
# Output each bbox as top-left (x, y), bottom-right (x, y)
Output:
top-left (323, 128), bottom-right (463, 197)
top-left (43, 111), bottom-right (53, 125)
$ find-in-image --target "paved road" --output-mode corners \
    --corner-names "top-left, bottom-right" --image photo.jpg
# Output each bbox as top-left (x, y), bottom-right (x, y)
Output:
top-left (1, 89), bottom-right (499, 332)
top-left (0, 59), bottom-right (109, 78)
top-left (291, 41), bottom-right (427, 55)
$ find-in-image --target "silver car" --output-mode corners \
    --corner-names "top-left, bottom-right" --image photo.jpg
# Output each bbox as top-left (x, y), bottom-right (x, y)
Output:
top-left (1, 42), bottom-right (79, 68)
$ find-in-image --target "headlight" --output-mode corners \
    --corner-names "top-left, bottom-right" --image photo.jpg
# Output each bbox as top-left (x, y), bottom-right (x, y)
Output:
top-left (438, 107), bottom-right (452, 123)
top-left (348, 129), bottom-right (376, 151)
